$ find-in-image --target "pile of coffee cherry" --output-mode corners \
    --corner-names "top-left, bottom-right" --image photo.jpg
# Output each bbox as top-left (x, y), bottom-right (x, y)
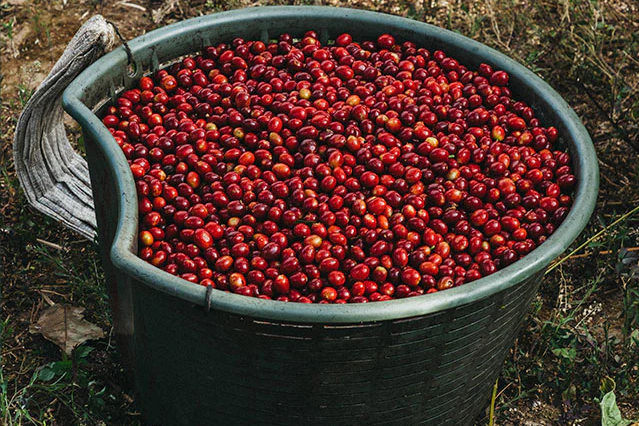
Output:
top-left (101, 31), bottom-right (575, 303)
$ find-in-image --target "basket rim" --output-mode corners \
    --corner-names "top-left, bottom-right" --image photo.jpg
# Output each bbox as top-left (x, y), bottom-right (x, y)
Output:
top-left (62, 5), bottom-right (599, 324)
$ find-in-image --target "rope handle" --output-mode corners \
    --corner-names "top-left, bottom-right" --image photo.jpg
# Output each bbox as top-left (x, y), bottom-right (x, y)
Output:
top-left (13, 15), bottom-right (118, 240)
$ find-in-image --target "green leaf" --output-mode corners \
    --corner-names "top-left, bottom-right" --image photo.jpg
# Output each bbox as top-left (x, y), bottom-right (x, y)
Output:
top-left (629, 329), bottom-right (639, 347)
top-left (38, 367), bottom-right (55, 382)
top-left (562, 383), bottom-right (576, 401)
top-left (73, 344), bottom-right (94, 360)
top-left (600, 391), bottom-right (634, 426)
top-left (50, 360), bottom-right (72, 376)
top-left (552, 347), bottom-right (577, 362)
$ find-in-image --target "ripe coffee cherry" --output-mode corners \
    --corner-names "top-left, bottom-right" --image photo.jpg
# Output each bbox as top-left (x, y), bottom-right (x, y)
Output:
top-left (377, 34), bottom-right (395, 49)
top-left (107, 31), bottom-right (575, 303)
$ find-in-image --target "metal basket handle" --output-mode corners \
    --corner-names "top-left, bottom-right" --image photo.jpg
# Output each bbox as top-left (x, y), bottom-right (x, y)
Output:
top-left (13, 15), bottom-right (115, 240)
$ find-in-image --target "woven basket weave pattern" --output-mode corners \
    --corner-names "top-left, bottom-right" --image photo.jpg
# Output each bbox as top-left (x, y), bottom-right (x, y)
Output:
top-left (123, 272), bottom-right (540, 426)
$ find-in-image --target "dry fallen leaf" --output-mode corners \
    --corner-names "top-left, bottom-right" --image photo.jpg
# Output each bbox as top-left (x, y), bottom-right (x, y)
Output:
top-left (29, 304), bottom-right (105, 355)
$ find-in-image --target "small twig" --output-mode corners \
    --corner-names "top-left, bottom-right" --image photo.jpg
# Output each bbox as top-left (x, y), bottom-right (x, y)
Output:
top-left (504, 7), bottom-right (515, 49)
top-left (37, 290), bottom-right (56, 306)
top-left (563, 246), bottom-right (639, 260)
top-left (495, 382), bottom-right (513, 400)
top-left (107, 326), bottom-right (114, 350)
top-left (36, 238), bottom-right (63, 251)
top-left (598, 166), bottom-right (624, 190)
top-left (116, 1), bottom-right (147, 11)
top-left (38, 288), bottom-right (69, 298)
top-left (485, 0), bottom-right (504, 48)
top-left (604, 201), bottom-right (630, 206)
top-left (1, 347), bottom-right (26, 359)
top-left (559, 0), bottom-right (571, 23)
top-left (622, 49), bottom-right (639, 68)
top-left (546, 205), bottom-right (639, 274)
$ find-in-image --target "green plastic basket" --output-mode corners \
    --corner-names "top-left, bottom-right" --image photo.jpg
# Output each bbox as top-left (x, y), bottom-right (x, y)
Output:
top-left (62, 6), bottom-right (599, 425)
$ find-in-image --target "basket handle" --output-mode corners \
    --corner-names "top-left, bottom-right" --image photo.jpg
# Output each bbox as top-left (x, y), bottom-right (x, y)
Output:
top-left (13, 15), bottom-right (116, 240)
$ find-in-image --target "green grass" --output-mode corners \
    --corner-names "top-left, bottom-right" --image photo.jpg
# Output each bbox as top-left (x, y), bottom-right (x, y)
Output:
top-left (1, 341), bottom-right (97, 426)
top-left (1, 17), bottom-right (15, 40)
top-left (1, 219), bottom-right (137, 424)
top-left (16, 84), bottom-right (34, 109)
top-left (0, 121), bottom-right (131, 424)
top-left (488, 204), bottom-right (639, 423)
top-left (29, 7), bottom-right (50, 47)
